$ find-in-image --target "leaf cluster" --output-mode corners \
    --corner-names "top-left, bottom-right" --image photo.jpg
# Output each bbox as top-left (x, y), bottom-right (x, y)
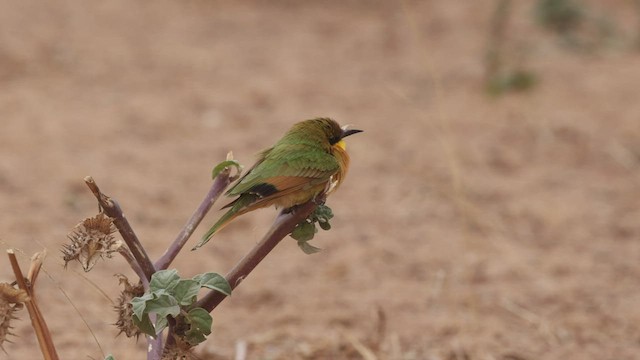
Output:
top-left (130, 270), bottom-right (231, 346)
top-left (290, 204), bottom-right (334, 254)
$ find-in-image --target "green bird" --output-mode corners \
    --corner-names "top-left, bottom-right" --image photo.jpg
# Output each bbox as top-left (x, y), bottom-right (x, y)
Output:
top-left (195, 117), bottom-right (362, 248)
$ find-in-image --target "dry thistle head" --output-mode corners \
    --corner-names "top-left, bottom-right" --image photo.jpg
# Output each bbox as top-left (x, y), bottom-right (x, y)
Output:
top-left (114, 274), bottom-right (144, 339)
top-left (62, 213), bottom-right (120, 271)
top-left (161, 339), bottom-right (196, 360)
top-left (0, 283), bottom-right (29, 349)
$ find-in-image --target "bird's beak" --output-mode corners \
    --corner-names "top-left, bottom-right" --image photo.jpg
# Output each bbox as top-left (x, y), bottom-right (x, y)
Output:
top-left (341, 128), bottom-right (363, 138)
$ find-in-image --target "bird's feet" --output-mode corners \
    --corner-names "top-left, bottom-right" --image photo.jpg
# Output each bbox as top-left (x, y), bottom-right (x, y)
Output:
top-left (283, 204), bottom-right (300, 215)
top-left (312, 194), bottom-right (326, 206)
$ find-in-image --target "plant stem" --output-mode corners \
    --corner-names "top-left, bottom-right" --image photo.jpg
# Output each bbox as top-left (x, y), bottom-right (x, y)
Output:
top-left (84, 176), bottom-right (156, 281)
top-left (195, 197), bottom-right (321, 312)
top-left (155, 168), bottom-right (232, 270)
top-left (147, 316), bottom-right (163, 360)
top-left (117, 247), bottom-right (150, 289)
top-left (7, 250), bottom-right (59, 360)
top-left (163, 321), bottom-right (177, 353)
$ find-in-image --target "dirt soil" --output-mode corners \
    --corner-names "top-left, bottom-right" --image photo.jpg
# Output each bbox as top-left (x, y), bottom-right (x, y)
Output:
top-left (1, 1), bottom-right (639, 359)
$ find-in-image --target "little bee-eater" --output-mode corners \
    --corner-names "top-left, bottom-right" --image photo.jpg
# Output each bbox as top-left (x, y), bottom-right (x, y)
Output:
top-left (196, 117), bottom-right (362, 248)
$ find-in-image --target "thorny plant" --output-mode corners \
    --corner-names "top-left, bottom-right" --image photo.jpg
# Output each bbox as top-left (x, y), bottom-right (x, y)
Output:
top-left (3, 154), bottom-right (336, 360)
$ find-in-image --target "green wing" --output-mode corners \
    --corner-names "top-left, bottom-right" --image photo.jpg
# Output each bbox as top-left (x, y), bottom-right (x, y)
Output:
top-left (227, 144), bottom-right (339, 196)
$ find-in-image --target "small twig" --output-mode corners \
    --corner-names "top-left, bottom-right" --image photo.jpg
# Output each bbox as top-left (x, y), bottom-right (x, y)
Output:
top-left (195, 197), bottom-right (322, 312)
top-left (500, 298), bottom-right (560, 346)
top-left (84, 176), bottom-right (156, 281)
top-left (345, 332), bottom-right (378, 360)
top-left (501, 298), bottom-right (541, 325)
top-left (155, 167), bottom-right (233, 270)
top-left (27, 250), bottom-right (45, 294)
top-left (7, 250), bottom-right (59, 360)
top-left (118, 247), bottom-right (150, 289)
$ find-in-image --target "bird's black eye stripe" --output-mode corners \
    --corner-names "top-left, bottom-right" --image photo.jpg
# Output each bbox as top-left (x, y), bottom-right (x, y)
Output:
top-left (329, 135), bottom-right (341, 145)
top-left (248, 183), bottom-right (278, 198)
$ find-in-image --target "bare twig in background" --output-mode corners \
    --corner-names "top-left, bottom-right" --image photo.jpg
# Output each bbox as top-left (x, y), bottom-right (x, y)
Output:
top-left (84, 176), bottom-right (156, 281)
top-left (344, 332), bottom-right (377, 360)
top-left (500, 298), bottom-right (562, 346)
top-left (27, 250), bottom-right (45, 290)
top-left (7, 249), bottom-right (59, 360)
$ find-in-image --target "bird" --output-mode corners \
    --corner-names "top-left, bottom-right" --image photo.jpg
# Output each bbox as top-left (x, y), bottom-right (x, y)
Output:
top-left (194, 117), bottom-right (362, 249)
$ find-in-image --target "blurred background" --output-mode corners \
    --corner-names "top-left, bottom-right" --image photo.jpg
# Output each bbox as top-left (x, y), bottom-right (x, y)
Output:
top-left (0, 0), bottom-right (639, 359)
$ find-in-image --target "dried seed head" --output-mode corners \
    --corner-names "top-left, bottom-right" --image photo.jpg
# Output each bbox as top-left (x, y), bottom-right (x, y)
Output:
top-left (161, 339), bottom-right (195, 360)
top-left (0, 284), bottom-right (28, 305)
top-left (0, 283), bottom-right (28, 349)
top-left (63, 213), bottom-right (120, 271)
top-left (114, 274), bottom-right (144, 339)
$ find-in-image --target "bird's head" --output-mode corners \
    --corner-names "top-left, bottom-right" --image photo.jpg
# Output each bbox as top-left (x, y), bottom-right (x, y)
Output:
top-left (307, 118), bottom-right (363, 150)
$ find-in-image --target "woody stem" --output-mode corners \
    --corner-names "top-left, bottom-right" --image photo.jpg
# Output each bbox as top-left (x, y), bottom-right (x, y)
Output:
top-left (195, 196), bottom-right (322, 312)
top-left (155, 168), bottom-right (232, 270)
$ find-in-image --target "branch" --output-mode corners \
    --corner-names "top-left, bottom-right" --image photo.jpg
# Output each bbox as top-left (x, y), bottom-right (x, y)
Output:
top-left (7, 249), bottom-right (59, 360)
top-left (194, 197), bottom-right (322, 312)
top-left (147, 321), bottom-right (163, 360)
top-left (84, 176), bottom-right (156, 281)
top-left (155, 168), bottom-right (232, 270)
top-left (117, 247), bottom-right (150, 289)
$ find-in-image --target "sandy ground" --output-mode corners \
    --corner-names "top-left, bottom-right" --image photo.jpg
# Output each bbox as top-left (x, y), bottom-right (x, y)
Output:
top-left (1, 1), bottom-right (639, 359)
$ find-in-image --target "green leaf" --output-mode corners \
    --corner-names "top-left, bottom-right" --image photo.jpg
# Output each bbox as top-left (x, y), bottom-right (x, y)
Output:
top-left (155, 316), bottom-right (169, 334)
top-left (130, 292), bottom-right (154, 321)
top-left (132, 313), bottom-right (156, 337)
top-left (290, 204), bottom-right (334, 253)
top-left (318, 221), bottom-right (331, 231)
top-left (145, 293), bottom-right (180, 318)
top-left (486, 70), bottom-right (537, 96)
top-left (145, 294), bottom-right (180, 334)
top-left (314, 204), bottom-right (334, 221)
top-left (535, 0), bottom-right (583, 34)
top-left (173, 279), bottom-right (200, 306)
top-left (104, 355), bottom-right (116, 360)
top-left (297, 240), bottom-right (322, 254)
top-left (291, 221), bottom-right (316, 242)
top-left (185, 308), bottom-right (213, 345)
top-left (212, 160), bottom-right (242, 179)
top-left (130, 270), bottom-right (223, 339)
top-left (149, 269), bottom-right (181, 292)
top-left (194, 272), bottom-right (232, 296)
top-left (314, 205), bottom-right (333, 229)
